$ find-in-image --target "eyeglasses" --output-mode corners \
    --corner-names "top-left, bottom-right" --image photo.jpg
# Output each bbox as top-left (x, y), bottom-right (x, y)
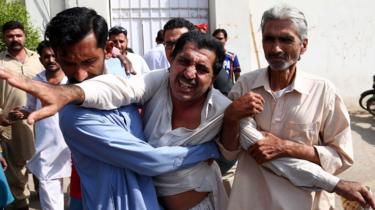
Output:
top-left (109, 26), bottom-right (127, 36)
top-left (164, 40), bottom-right (177, 50)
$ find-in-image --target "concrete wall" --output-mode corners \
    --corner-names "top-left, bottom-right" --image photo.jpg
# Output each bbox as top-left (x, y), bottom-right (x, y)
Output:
top-left (210, 0), bottom-right (253, 72)
top-left (74, 0), bottom-right (110, 25)
top-left (25, 0), bottom-right (110, 38)
top-left (24, 0), bottom-right (57, 36)
top-left (248, 0), bottom-right (375, 109)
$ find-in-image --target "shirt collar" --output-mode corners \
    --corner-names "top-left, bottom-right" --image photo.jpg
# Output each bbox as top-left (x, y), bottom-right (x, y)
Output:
top-left (60, 76), bottom-right (69, 85)
top-left (202, 87), bottom-right (215, 121)
top-left (36, 70), bottom-right (68, 85)
top-left (291, 70), bottom-right (310, 95)
top-left (251, 67), bottom-right (272, 91)
top-left (252, 67), bottom-right (310, 95)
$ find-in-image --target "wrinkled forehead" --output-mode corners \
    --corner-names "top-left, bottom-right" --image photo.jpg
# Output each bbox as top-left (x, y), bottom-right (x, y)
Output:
top-left (263, 19), bottom-right (300, 36)
top-left (176, 42), bottom-right (215, 66)
top-left (55, 33), bottom-right (102, 61)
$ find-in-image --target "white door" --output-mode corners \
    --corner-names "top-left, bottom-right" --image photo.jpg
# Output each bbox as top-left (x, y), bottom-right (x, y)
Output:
top-left (110, 0), bottom-right (209, 55)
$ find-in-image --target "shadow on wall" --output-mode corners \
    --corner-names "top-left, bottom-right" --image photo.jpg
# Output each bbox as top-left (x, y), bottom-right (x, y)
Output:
top-left (349, 111), bottom-right (375, 146)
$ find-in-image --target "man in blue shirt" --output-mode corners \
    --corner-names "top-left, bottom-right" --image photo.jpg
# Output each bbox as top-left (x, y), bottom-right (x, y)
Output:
top-left (212, 28), bottom-right (241, 82)
top-left (27, 7), bottom-right (219, 210)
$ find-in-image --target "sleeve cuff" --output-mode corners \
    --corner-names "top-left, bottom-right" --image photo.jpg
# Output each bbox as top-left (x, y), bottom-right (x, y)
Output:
top-left (314, 169), bottom-right (340, 192)
top-left (314, 145), bottom-right (344, 174)
top-left (75, 83), bottom-right (93, 107)
top-left (216, 141), bottom-right (241, 161)
top-left (239, 118), bottom-right (264, 149)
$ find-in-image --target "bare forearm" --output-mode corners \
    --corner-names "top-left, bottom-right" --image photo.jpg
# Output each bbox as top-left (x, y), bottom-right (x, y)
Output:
top-left (284, 141), bottom-right (321, 165)
top-left (65, 85), bottom-right (85, 105)
top-left (220, 110), bottom-right (241, 151)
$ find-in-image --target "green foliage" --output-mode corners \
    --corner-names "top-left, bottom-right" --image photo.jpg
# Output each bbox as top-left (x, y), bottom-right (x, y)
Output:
top-left (0, 0), bottom-right (41, 51)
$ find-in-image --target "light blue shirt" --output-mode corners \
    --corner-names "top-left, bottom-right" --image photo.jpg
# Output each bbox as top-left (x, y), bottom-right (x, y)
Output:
top-left (59, 104), bottom-right (219, 210)
top-left (0, 165), bottom-right (14, 208)
top-left (105, 58), bottom-right (129, 78)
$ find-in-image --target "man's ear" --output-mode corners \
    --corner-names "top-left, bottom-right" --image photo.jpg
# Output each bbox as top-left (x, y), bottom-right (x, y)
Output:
top-left (105, 41), bottom-right (114, 58)
top-left (300, 38), bottom-right (308, 55)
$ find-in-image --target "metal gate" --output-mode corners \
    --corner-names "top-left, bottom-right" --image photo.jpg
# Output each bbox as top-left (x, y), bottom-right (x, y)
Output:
top-left (110, 0), bottom-right (209, 55)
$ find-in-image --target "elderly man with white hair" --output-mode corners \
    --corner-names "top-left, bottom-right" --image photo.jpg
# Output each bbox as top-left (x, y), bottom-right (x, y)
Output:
top-left (222, 4), bottom-right (374, 210)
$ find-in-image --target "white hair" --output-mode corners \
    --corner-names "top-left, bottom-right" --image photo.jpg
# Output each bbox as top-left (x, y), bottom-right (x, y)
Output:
top-left (261, 4), bottom-right (308, 40)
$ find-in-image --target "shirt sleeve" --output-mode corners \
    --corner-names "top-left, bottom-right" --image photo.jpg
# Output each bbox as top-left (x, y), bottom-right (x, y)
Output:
top-left (216, 141), bottom-right (242, 161)
top-left (315, 85), bottom-right (353, 175)
top-left (263, 158), bottom-right (340, 192)
top-left (77, 70), bottom-right (167, 110)
top-left (239, 121), bottom-right (340, 192)
top-left (140, 57), bottom-right (151, 74)
top-left (60, 105), bottom-right (219, 177)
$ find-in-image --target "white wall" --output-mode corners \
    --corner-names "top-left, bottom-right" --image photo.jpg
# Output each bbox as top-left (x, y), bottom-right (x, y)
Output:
top-left (25, 0), bottom-right (110, 38)
top-left (75, 0), bottom-right (110, 25)
top-left (25, 0), bottom-right (56, 37)
top-left (248, 0), bottom-right (375, 109)
top-left (210, 0), bottom-right (253, 72)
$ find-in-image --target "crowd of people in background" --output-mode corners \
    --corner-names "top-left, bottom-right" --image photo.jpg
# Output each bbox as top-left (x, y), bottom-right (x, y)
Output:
top-left (0, 4), bottom-right (374, 210)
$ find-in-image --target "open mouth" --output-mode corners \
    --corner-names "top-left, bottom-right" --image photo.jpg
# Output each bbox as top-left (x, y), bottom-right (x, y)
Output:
top-left (178, 77), bottom-right (195, 92)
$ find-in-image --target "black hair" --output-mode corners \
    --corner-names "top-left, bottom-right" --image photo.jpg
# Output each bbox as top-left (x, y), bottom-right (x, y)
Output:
top-left (212, 28), bottom-right (228, 39)
top-left (36, 40), bottom-right (52, 56)
top-left (126, 47), bottom-right (134, 53)
top-left (156, 29), bottom-right (164, 44)
top-left (163, 18), bottom-right (196, 36)
top-left (172, 31), bottom-right (225, 76)
top-left (45, 7), bottom-right (108, 50)
top-left (2, 21), bottom-right (25, 34)
top-left (108, 26), bottom-right (127, 37)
